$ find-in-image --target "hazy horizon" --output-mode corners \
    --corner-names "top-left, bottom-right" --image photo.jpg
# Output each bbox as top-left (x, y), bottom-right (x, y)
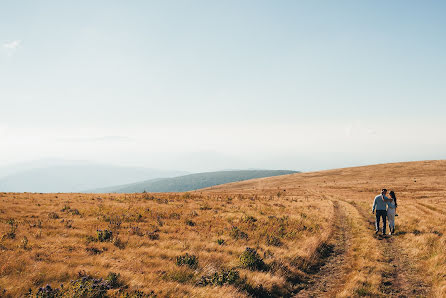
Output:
top-left (2, 1), bottom-right (445, 173)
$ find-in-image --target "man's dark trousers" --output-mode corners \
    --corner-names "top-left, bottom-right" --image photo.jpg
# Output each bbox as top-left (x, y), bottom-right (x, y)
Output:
top-left (375, 210), bottom-right (387, 234)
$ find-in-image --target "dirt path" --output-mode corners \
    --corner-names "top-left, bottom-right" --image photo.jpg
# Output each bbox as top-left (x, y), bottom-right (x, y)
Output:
top-left (348, 201), bottom-right (430, 297)
top-left (294, 200), bottom-right (352, 297)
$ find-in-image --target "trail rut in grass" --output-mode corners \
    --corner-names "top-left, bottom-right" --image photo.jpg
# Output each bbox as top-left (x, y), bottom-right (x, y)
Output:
top-left (293, 200), bottom-right (351, 297)
top-left (348, 201), bottom-right (430, 297)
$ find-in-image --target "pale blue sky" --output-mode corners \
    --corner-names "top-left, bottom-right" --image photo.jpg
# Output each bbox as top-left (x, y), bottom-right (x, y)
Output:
top-left (1, 1), bottom-right (445, 171)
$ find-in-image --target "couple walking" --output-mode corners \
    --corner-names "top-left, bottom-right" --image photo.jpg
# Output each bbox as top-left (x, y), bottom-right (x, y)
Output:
top-left (372, 188), bottom-right (398, 235)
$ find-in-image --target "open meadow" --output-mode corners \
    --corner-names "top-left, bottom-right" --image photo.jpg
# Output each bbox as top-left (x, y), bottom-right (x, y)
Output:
top-left (1, 160), bottom-right (445, 297)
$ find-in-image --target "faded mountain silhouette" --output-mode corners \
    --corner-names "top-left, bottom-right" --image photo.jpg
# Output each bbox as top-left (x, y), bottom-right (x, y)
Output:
top-left (88, 170), bottom-right (298, 193)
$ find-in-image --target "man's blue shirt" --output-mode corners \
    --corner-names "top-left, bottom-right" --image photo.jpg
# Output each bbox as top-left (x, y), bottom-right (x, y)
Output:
top-left (372, 195), bottom-right (389, 212)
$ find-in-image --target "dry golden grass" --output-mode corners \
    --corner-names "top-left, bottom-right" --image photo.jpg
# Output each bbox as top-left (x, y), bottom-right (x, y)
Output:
top-left (206, 160), bottom-right (446, 297)
top-left (0, 160), bottom-right (445, 297)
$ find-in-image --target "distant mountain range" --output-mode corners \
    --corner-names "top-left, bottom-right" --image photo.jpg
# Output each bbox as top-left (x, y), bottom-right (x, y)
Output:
top-left (87, 170), bottom-right (298, 193)
top-left (0, 160), bottom-right (188, 193)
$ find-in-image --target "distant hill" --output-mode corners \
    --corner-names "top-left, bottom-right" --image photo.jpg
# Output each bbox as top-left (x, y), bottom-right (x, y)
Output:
top-left (88, 170), bottom-right (298, 193)
top-left (0, 161), bottom-right (188, 193)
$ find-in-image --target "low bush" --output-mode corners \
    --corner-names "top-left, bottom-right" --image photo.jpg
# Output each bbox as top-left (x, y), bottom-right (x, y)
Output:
top-left (2, 218), bottom-right (18, 239)
top-left (113, 237), bottom-right (126, 249)
top-left (85, 247), bottom-right (102, 255)
top-left (30, 272), bottom-right (122, 298)
top-left (197, 268), bottom-right (240, 286)
top-left (33, 284), bottom-right (61, 298)
top-left (129, 225), bottom-right (144, 236)
top-left (105, 272), bottom-right (121, 288)
top-left (230, 226), bottom-right (248, 240)
top-left (96, 229), bottom-right (113, 242)
top-left (61, 205), bottom-right (80, 216)
top-left (239, 247), bottom-right (265, 271)
top-left (185, 219), bottom-right (196, 227)
top-left (175, 253), bottom-right (199, 269)
top-left (265, 234), bottom-right (282, 247)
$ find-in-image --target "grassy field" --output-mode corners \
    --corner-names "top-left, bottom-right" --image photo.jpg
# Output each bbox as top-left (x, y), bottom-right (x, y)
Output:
top-left (0, 160), bottom-right (445, 297)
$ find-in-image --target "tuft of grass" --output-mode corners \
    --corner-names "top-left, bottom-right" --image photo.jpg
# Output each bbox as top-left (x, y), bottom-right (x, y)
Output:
top-left (48, 212), bottom-right (59, 219)
top-left (162, 269), bottom-right (195, 283)
top-left (20, 236), bottom-right (29, 250)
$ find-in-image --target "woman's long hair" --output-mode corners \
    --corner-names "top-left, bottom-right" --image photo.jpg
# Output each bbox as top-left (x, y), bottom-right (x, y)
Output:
top-left (389, 191), bottom-right (397, 208)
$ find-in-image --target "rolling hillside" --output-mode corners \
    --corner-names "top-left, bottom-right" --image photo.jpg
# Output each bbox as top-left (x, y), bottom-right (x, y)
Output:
top-left (1, 160), bottom-right (445, 297)
top-left (88, 170), bottom-right (298, 193)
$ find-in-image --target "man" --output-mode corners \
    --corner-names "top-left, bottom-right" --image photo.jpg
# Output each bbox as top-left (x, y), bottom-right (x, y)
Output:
top-left (372, 189), bottom-right (393, 235)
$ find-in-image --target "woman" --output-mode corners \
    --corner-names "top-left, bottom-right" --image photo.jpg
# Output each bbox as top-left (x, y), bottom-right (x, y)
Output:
top-left (387, 191), bottom-right (398, 235)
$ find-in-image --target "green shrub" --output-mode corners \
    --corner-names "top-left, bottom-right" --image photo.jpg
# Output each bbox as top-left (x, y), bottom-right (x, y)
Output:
top-left (230, 226), bottom-right (248, 240)
top-left (217, 238), bottom-right (225, 245)
top-left (85, 247), bottom-right (102, 255)
top-left (239, 247), bottom-right (265, 271)
top-left (31, 271), bottom-right (122, 298)
top-left (197, 268), bottom-right (240, 286)
top-left (265, 234), bottom-right (282, 247)
top-left (185, 219), bottom-right (196, 226)
top-left (105, 272), bottom-right (121, 288)
top-left (96, 229), bottom-right (113, 242)
top-left (175, 253), bottom-right (198, 269)
top-left (2, 218), bottom-right (18, 239)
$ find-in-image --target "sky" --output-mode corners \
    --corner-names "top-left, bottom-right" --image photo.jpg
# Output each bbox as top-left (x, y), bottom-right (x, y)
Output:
top-left (1, 0), bottom-right (445, 172)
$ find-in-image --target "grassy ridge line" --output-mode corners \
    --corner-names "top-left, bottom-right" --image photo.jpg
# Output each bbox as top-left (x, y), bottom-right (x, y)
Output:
top-left (87, 170), bottom-right (298, 193)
